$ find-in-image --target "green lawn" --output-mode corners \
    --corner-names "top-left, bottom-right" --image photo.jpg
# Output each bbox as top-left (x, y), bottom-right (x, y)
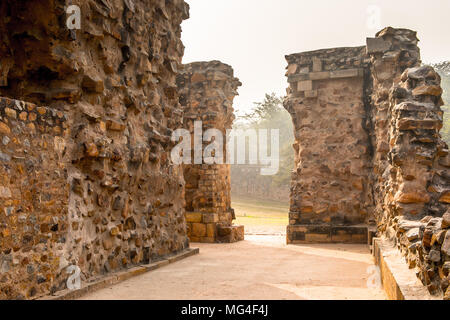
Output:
top-left (232, 196), bottom-right (289, 227)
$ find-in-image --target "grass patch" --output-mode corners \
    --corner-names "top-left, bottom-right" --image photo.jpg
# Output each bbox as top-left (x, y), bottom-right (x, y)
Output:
top-left (232, 196), bottom-right (289, 226)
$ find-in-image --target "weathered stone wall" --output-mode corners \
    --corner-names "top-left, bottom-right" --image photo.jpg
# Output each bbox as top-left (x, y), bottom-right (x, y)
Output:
top-left (367, 28), bottom-right (450, 298)
top-left (0, 97), bottom-right (68, 299)
top-left (0, 0), bottom-right (190, 299)
top-left (177, 61), bottom-right (244, 243)
top-left (285, 27), bottom-right (450, 298)
top-left (284, 47), bottom-right (373, 243)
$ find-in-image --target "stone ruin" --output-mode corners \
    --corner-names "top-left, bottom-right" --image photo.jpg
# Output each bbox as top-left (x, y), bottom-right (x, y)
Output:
top-left (284, 27), bottom-right (450, 296)
top-left (285, 46), bottom-right (372, 243)
top-left (177, 61), bottom-right (244, 243)
top-left (0, 0), bottom-right (448, 301)
top-left (0, 0), bottom-right (190, 299)
top-left (0, 0), bottom-right (245, 299)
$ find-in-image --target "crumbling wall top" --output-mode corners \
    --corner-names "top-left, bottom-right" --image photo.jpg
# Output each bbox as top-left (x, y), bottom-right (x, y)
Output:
top-left (180, 60), bottom-right (242, 95)
top-left (177, 60), bottom-right (241, 129)
top-left (285, 46), bottom-right (369, 90)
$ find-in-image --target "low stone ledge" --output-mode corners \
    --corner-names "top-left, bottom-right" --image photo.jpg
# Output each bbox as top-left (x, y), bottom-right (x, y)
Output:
top-left (217, 225), bottom-right (245, 243)
top-left (372, 238), bottom-right (440, 300)
top-left (186, 210), bottom-right (245, 243)
top-left (38, 248), bottom-right (199, 300)
top-left (287, 225), bottom-right (368, 244)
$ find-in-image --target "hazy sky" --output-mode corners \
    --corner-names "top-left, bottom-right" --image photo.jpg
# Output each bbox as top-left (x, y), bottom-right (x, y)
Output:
top-left (181, 0), bottom-right (450, 116)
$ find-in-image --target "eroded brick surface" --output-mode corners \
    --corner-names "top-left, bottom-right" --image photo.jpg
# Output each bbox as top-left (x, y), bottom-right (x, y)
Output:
top-left (285, 47), bottom-right (373, 227)
top-left (0, 0), bottom-right (190, 299)
top-left (177, 61), bottom-right (244, 243)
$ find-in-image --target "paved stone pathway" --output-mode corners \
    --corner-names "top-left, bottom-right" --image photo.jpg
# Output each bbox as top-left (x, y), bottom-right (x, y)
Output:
top-left (79, 235), bottom-right (386, 300)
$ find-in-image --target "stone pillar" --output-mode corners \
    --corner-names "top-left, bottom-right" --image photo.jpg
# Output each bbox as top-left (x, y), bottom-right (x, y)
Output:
top-left (366, 28), bottom-right (422, 232)
top-left (177, 61), bottom-right (244, 243)
top-left (0, 0), bottom-right (190, 299)
top-left (284, 47), bottom-right (373, 244)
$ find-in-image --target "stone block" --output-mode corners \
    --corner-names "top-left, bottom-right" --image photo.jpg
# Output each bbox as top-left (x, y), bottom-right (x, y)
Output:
top-left (306, 233), bottom-right (331, 243)
top-left (366, 37), bottom-right (391, 54)
top-left (439, 192), bottom-right (450, 204)
top-left (232, 225), bottom-right (245, 242)
top-left (203, 213), bottom-right (219, 223)
top-left (299, 66), bottom-right (310, 74)
top-left (443, 231), bottom-right (450, 256)
top-left (439, 154), bottom-right (450, 167)
top-left (186, 223), bottom-right (192, 237)
top-left (329, 68), bottom-right (363, 79)
top-left (217, 225), bottom-right (232, 237)
top-left (304, 90), bottom-right (318, 98)
top-left (397, 119), bottom-right (442, 131)
top-left (442, 211), bottom-right (450, 229)
top-left (412, 85), bottom-right (443, 97)
top-left (297, 80), bottom-right (313, 92)
top-left (331, 232), bottom-right (353, 243)
top-left (191, 72), bottom-right (206, 83)
top-left (0, 186), bottom-right (11, 199)
top-left (185, 212), bottom-right (203, 223)
top-left (191, 223), bottom-right (207, 238)
top-left (312, 57), bottom-right (322, 72)
top-left (286, 64), bottom-right (298, 75)
top-left (288, 73), bottom-right (309, 83)
top-left (206, 223), bottom-right (216, 238)
top-left (309, 71), bottom-right (330, 80)
top-left (0, 122), bottom-right (11, 135)
top-left (219, 211), bottom-right (233, 223)
top-left (200, 237), bottom-right (216, 244)
top-left (82, 69), bottom-right (104, 93)
top-left (288, 225), bottom-right (368, 244)
top-left (0, 0), bottom-right (193, 300)
top-left (189, 236), bottom-right (201, 243)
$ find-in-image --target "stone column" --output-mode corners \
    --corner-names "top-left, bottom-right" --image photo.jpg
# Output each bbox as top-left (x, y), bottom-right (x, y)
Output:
top-left (284, 27), bottom-right (450, 296)
top-left (366, 28), bottom-right (422, 232)
top-left (284, 47), bottom-right (373, 244)
top-left (177, 61), bottom-right (244, 243)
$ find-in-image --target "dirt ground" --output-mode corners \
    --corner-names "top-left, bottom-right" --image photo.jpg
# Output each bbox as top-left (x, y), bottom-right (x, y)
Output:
top-left (79, 235), bottom-right (386, 300)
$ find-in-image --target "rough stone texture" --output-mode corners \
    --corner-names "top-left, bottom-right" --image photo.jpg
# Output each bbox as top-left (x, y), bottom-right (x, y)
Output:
top-left (0, 97), bottom-right (69, 300)
top-left (284, 47), bottom-right (374, 242)
top-left (285, 27), bottom-right (450, 297)
top-left (0, 0), bottom-right (190, 299)
top-left (177, 61), bottom-right (244, 243)
top-left (367, 28), bottom-right (449, 297)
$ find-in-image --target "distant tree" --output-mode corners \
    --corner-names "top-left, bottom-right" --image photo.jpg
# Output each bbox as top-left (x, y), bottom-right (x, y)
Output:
top-left (241, 93), bottom-right (293, 149)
